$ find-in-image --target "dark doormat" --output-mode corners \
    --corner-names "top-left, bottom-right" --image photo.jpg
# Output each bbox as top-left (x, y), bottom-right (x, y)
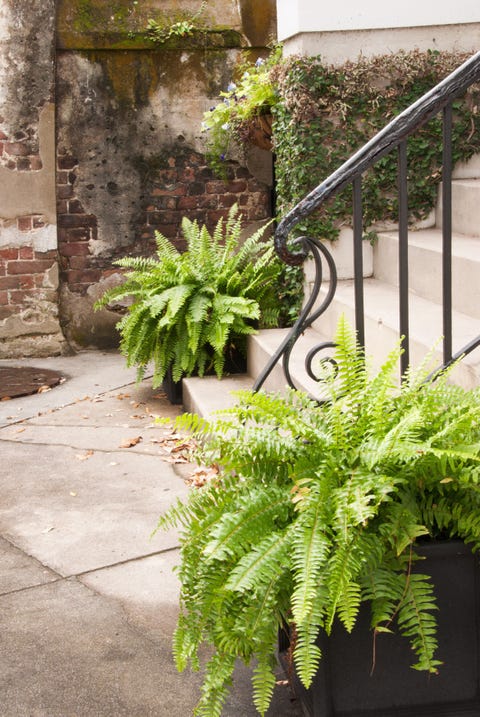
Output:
top-left (0, 366), bottom-right (65, 400)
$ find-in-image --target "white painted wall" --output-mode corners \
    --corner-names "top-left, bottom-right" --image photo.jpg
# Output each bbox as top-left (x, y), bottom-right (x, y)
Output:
top-left (277, 0), bottom-right (480, 40)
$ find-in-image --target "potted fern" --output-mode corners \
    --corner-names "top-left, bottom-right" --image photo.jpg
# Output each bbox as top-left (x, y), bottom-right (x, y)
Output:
top-left (157, 317), bottom-right (480, 716)
top-left (95, 205), bottom-right (280, 403)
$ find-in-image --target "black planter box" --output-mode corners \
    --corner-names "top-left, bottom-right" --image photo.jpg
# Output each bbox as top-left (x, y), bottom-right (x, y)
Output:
top-left (280, 541), bottom-right (480, 717)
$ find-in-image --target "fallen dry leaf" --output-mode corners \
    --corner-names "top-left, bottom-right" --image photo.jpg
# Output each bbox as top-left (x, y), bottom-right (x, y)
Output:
top-left (120, 436), bottom-right (143, 448)
top-left (188, 464), bottom-right (220, 487)
top-left (37, 385), bottom-right (51, 394)
top-left (1, 396), bottom-right (11, 401)
top-left (15, 427), bottom-right (26, 434)
top-left (75, 450), bottom-right (94, 461)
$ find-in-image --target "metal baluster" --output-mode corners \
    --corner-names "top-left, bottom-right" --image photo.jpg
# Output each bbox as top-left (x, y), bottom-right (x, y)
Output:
top-left (353, 176), bottom-right (365, 349)
top-left (442, 103), bottom-right (453, 365)
top-left (398, 140), bottom-right (409, 378)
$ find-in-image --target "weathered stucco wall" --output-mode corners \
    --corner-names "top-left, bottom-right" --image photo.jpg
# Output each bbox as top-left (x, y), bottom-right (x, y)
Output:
top-left (0, 0), bottom-right (66, 357)
top-left (56, 0), bottom-right (277, 348)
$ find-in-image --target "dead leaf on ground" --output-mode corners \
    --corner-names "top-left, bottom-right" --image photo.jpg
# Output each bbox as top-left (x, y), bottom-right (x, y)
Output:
top-left (37, 385), bottom-right (51, 394)
top-left (160, 454), bottom-right (190, 464)
top-left (188, 465), bottom-right (220, 487)
top-left (1, 396), bottom-right (11, 401)
top-left (15, 427), bottom-right (26, 434)
top-left (120, 436), bottom-right (143, 448)
top-left (76, 449), bottom-right (94, 461)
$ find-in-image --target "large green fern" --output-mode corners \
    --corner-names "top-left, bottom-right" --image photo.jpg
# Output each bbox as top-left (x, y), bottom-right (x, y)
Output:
top-left (156, 316), bottom-right (480, 715)
top-left (95, 205), bottom-right (281, 386)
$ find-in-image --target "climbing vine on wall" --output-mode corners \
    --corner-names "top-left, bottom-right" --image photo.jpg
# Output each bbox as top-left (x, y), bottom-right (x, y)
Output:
top-left (272, 49), bottom-right (480, 242)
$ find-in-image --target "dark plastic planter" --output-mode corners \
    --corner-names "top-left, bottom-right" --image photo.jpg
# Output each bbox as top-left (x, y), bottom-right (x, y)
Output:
top-left (161, 348), bottom-right (248, 406)
top-left (279, 541), bottom-right (480, 717)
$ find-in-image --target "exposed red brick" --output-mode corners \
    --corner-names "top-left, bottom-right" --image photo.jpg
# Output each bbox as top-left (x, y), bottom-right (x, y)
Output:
top-left (9, 290), bottom-right (33, 304)
top-left (68, 199), bottom-right (84, 214)
top-left (66, 269), bottom-right (102, 284)
top-left (56, 170), bottom-right (69, 185)
top-left (0, 291), bottom-right (8, 305)
top-left (0, 130), bottom-right (7, 140)
top-left (0, 248), bottom-right (18, 260)
top-left (32, 216), bottom-right (46, 229)
top-left (17, 216), bottom-right (32, 231)
top-left (57, 155), bottom-right (78, 170)
top-left (58, 214), bottom-right (96, 228)
top-left (205, 180), bottom-right (229, 194)
top-left (57, 184), bottom-right (74, 200)
top-left (19, 246), bottom-right (34, 260)
top-left (30, 157), bottom-right (43, 171)
top-left (16, 157), bottom-right (31, 171)
top-left (187, 182), bottom-right (207, 196)
top-left (68, 255), bottom-right (89, 269)
top-left (151, 185), bottom-right (187, 197)
top-left (4, 142), bottom-right (30, 157)
top-left (0, 276), bottom-right (20, 290)
top-left (59, 241), bottom-right (91, 257)
top-left (217, 194), bottom-right (237, 208)
top-left (7, 260), bottom-right (54, 275)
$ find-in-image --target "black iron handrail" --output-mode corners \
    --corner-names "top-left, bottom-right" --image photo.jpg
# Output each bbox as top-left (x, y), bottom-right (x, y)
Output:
top-left (254, 50), bottom-right (480, 395)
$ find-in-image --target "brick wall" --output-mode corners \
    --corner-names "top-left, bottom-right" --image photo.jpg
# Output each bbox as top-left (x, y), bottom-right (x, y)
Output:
top-left (58, 148), bottom-right (271, 297)
top-left (0, 128), bottom-right (43, 171)
top-left (0, 231), bottom-right (57, 308)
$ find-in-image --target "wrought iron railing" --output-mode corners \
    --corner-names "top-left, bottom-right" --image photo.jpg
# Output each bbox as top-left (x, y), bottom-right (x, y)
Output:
top-left (253, 50), bottom-right (480, 395)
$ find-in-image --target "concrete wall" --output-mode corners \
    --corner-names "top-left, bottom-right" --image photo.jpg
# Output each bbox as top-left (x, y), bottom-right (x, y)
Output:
top-left (277, 0), bottom-right (480, 61)
top-left (56, 0), bottom-right (276, 348)
top-left (0, 1), bottom-right (66, 357)
top-left (0, 0), bottom-right (277, 355)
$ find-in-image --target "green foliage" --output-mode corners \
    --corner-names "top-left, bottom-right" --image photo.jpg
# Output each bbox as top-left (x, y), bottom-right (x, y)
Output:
top-left (157, 317), bottom-right (480, 715)
top-left (145, 1), bottom-right (208, 44)
top-left (95, 205), bottom-right (281, 386)
top-left (273, 49), bottom-right (480, 241)
top-left (202, 46), bottom-right (281, 176)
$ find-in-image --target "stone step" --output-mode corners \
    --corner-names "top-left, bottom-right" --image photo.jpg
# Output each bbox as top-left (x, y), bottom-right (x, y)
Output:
top-left (309, 278), bottom-right (480, 389)
top-left (182, 374), bottom-right (253, 418)
top-left (374, 228), bottom-right (480, 318)
top-left (437, 178), bottom-right (480, 237)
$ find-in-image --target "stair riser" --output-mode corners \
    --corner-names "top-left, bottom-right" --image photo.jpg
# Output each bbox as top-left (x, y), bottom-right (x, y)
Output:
top-left (437, 180), bottom-right (480, 236)
top-left (373, 233), bottom-right (480, 319)
top-left (309, 286), bottom-right (480, 390)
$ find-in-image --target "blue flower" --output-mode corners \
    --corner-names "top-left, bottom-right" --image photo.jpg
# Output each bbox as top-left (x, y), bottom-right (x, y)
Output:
top-left (227, 82), bottom-right (237, 92)
top-left (255, 57), bottom-right (265, 67)
top-left (220, 154), bottom-right (226, 161)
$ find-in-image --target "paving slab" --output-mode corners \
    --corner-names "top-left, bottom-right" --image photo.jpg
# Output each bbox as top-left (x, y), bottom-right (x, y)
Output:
top-left (0, 351), bottom-right (143, 427)
top-left (0, 578), bottom-right (203, 717)
top-left (0, 536), bottom-right (59, 595)
top-left (0, 441), bottom-right (187, 576)
top-left (0, 352), bottom-right (301, 716)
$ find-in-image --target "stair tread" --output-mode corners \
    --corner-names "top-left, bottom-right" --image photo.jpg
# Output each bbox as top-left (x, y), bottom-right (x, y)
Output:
top-left (182, 374), bottom-right (253, 417)
top-left (319, 278), bottom-right (480, 366)
top-left (376, 228), bottom-right (480, 257)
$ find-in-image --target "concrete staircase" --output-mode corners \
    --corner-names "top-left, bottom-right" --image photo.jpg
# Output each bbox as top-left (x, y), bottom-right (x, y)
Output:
top-left (184, 159), bottom-right (480, 416)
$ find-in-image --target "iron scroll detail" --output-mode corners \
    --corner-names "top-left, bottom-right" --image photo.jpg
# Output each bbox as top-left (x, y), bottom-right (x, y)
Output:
top-left (252, 235), bottom-right (338, 398)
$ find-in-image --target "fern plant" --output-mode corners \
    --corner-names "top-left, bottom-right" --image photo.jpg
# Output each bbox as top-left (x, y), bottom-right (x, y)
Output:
top-left (95, 205), bottom-right (280, 387)
top-left (156, 316), bottom-right (480, 716)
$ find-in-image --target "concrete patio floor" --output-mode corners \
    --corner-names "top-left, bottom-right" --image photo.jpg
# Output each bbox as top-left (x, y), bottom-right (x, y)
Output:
top-left (0, 350), bottom-right (302, 717)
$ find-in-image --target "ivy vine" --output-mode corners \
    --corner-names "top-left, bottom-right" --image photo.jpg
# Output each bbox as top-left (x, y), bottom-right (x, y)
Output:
top-left (272, 49), bottom-right (480, 241)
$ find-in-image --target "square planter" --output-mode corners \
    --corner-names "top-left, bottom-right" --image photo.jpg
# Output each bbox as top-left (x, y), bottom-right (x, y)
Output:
top-left (280, 541), bottom-right (480, 717)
